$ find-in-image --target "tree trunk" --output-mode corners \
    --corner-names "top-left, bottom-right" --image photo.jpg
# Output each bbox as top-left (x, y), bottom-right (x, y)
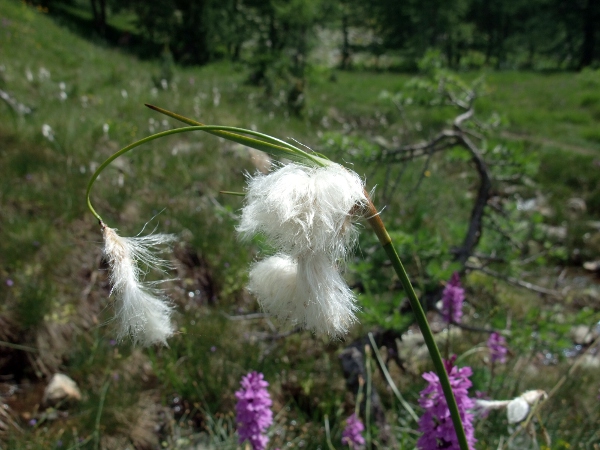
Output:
top-left (89, 0), bottom-right (106, 37)
top-left (340, 13), bottom-right (351, 70)
top-left (579, 0), bottom-right (598, 68)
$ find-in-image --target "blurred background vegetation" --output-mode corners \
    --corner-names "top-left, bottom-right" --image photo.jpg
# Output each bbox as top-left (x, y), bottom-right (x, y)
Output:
top-left (0, 0), bottom-right (599, 448)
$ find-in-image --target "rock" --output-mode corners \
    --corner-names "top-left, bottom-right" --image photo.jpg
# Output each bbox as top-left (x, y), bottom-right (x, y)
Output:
top-left (540, 224), bottom-right (567, 240)
top-left (580, 353), bottom-right (600, 369)
top-left (43, 373), bottom-right (81, 406)
top-left (583, 260), bottom-right (600, 272)
top-left (567, 197), bottom-right (586, 213)
top-left (584, 232), bottom-right (600, 254)
top-left (587, 221), bottom-right (600, 231)
top-left (570, 325), bottom-right (599, 345)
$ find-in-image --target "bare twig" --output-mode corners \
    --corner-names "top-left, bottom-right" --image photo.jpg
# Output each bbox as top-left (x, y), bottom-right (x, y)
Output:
top-left (454, 108), bottom-right (474, 127)
top-left (384, 130), bottom-right (459, 162)
top-left (453, 133), bottom-right (492, 265)
top-left (221, 312), bottom-right (271, 321)
top-left (406, 147), bottom-right (435, 197)
top-left (449, 319), bottom-right (498, 335)
top-left (472, 252), bottom-right (506, 263)
top-left (0, 341), bottom-right (38, 353)
top-left (264, 326), bottom-right (303, 341)
top-left (465, 264), bottom-right (561, 297)
top-left (485, 215), bottom-right (525, 251)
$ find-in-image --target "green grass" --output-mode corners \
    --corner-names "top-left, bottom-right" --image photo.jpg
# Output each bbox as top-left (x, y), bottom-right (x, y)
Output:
top-left (477, 70), bottom-right (600, 154)
top-left (1, 1), bottom-right (600, 449)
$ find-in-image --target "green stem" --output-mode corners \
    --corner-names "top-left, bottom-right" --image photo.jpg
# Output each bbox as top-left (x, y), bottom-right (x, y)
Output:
top-left (93, 380), bottom-right (110, 450)
top-left (365, 200), bottom-right (470, 450)
top-left (86, 125), bottom-right (327, 223)
top-left (367, 332), bottom-right (419, 422)
top-left (364, 345), bottom-right (373, 450)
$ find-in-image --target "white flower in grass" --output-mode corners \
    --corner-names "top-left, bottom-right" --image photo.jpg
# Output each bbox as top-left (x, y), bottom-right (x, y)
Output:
top-left (102, 225), bottom-right (176, 346)
top-left (248, 253), bottom-right (358, 337)
top-left (475, 389), bottom-right (548, 424)
top-left (42, 124), bottom-right (54, 142)
top-left (238, 163), bottom-right (368, 261)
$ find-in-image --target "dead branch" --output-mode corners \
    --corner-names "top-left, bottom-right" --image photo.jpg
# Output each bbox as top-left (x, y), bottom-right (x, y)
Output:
top-left (383, 130), bottom-right (459, 162)
top-left (465, 264), bottom-right (561, 297)
top-left (453, 132), bottom-right (492, 265)
top-left (222, 312), bottom-right (271, 321)
top-left (449, 319), bottom-right (498, 335)
top-left (263, 326), bottom-right (303, 341)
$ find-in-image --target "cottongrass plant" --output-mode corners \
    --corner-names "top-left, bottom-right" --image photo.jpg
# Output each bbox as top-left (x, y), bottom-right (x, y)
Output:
top-left (86, 104), bottom-right (473, 450)
top-left (248, 252), bottom-right (359, 336)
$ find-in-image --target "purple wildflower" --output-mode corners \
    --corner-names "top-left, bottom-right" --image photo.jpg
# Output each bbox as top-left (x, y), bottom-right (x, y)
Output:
top-left (235, 371), bottom-right (273, 450)
top-left (417, 358), bottom-right (476, 450)
top-left (487, 332), bottom-right (508, 364)
top-left (441, 272), bottom-right (465, 324)
top-left (341, 413), bottom-right (365, 448)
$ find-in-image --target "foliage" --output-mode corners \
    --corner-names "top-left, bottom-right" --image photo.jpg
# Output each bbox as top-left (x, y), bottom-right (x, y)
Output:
top-left (37, 0), bottom-right (600, 74)
top-left (1, 2), bottom-right (600, 449)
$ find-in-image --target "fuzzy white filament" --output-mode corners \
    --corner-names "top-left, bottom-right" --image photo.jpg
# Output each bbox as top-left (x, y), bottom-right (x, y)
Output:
top-left (248, 253), bottom-right (358, 337)
top-left (238, 163), bottom-right (368, 261)
top-left (102, 225), bottom-right (175, 346)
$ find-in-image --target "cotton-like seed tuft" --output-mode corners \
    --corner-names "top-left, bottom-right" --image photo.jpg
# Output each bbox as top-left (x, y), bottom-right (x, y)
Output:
top-left (474, 389), bottom-right (547, 424)
top-left (238, 163), bottom-right (367, 261)
top-left (247, 254), bottom-right (299, 317)
top-left (102, 226), bottom-right (176, 346)
top-left (248, 253), bottom-right (358, 337)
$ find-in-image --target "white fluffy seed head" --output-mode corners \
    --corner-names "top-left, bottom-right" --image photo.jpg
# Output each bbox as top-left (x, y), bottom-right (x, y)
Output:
top-left (237, 163), bottom-right (368, 260)
top-left (102, 226), bottom-right (176, 346)
top-left (474, 389), bottom-right (548, 424)
top-left (248, 253), bottom-right (358, 337)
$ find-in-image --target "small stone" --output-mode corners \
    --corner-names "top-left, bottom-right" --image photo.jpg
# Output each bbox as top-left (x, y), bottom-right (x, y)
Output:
top-left (570, 325), bottom-right (597, 345)
top-left (567, 197), bottom-right (586, 213)
top-left (583, 261), bottom-right (600, 272)
top-left (43, 373), bottom-right (81, 406)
